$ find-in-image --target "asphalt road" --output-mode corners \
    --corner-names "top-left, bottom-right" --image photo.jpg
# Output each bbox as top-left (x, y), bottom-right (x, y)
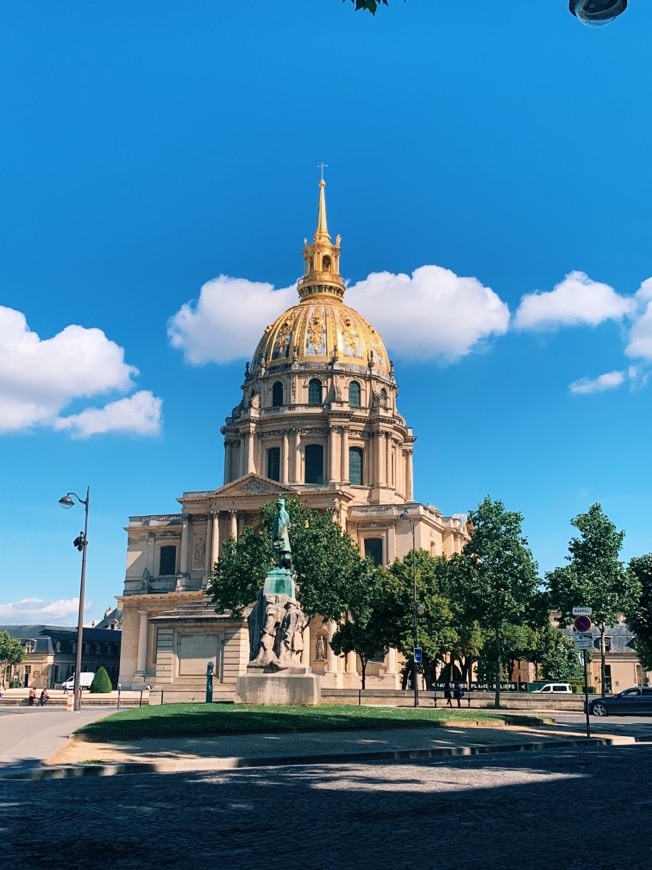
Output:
top-left (2, 743), bottom-right (651, 869)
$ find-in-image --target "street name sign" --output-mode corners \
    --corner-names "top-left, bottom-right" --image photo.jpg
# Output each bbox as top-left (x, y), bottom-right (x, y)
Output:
top-left (572, 606), bottom-right (593, 616)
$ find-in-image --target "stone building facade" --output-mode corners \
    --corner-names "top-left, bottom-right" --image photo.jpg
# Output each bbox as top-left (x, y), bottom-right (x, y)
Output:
top-left (117, 181), bottom-right (469, 698)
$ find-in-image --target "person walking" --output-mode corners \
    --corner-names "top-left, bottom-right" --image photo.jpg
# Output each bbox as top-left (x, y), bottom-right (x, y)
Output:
top-left (453, 683), bottom-right (462, 708)
top-left (444, 682), bottom-right (453, 707)
top-left (28, 687), bottom-right (36, 707)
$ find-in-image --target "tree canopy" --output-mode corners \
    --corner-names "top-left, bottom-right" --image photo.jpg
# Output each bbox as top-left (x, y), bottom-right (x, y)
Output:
top-left (627, 554), bottom-right (652, 671)
top-left (207, 498), bottom-right (374, 621)
top-left (0, 630), bottom-right (25, 674)
top-left (546, 503), bottom-right (640, 695)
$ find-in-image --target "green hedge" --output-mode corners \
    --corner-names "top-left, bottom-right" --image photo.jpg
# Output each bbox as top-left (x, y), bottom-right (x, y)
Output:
top-left (90, 667), bottom-right (112, 693)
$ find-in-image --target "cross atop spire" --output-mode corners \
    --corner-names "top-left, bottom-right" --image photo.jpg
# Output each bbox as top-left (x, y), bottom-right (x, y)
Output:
top-left (317, 162), bottom-right (328, 181)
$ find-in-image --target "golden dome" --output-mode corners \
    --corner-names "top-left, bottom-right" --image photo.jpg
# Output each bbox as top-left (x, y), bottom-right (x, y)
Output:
top-left (251, 297), bottom-right (391, 376)
top-left (251, 178), bottom-right (390, 377)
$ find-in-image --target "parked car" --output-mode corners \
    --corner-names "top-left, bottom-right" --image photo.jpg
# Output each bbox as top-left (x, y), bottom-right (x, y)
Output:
top-left (60, 672), bottom-right (95, 692)
top-left (532, 683), bottom-right (573, 694)
top-left (588, 686), bottom-right (652, 717)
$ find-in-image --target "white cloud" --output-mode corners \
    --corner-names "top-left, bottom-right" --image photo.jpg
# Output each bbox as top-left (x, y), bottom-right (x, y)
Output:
top-left (0, 597), bottom-right (91, 624)
top-left (626, 279), bottom-right (652, 361)
top-left (54, 390), bottom-right (162, 439)
top-left (0, 306), bottom-right (162, 437)
top-left (514, 271), bottom-right (634, 331)
top-left (569, 370), bottom-right (629, 395)
top-left (169, 267), bottom-right (509, 364)
top-left (348, 266), bottom-right (510, 361)
top-left (168, 276), bottom-right (296, 365)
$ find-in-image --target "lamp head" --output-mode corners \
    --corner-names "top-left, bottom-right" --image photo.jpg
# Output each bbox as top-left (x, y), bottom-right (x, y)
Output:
top-left (569, 0), bottom-right (627, 27)
top-left (59, 494), bottom-right (75, 509)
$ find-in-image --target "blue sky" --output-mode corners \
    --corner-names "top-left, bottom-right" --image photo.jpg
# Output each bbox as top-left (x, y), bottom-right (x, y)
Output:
top-left (2, 1), bottom-right (652, 625)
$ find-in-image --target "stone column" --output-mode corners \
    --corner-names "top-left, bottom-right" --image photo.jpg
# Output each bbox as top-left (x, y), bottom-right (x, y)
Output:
top-left (328, 428), bottom-right (338, 483)
top-left (146, 533), bottom-right (155, 575)
top-left (209, 512), bottom-right (220, 568)
top-left (385, 434), bottom-right (391, 486)
top-left (179, 516), bottom-right (189, 574)
top-left (246, 429), bottom-right (255, 474)
top-left (224, 442), bottom-right (231, 484)
top-left (386, 647), bottom-right (397, 676)
top-left (135, 609), bottom-right (149, 674)
top-left (326, 620), bottom-right (338, 675)
top-left (229, 510), bottom-right (238, 540)
top-left (289, 429), bottom-right (298, 483)
top-left (281, 432), bottom-right (289, 483)
top-left (340, 427), bottom-right (349, 482)
top-left (373, 432), bottom-right (383, 486)
top-left (405, 448), bottom-right (414, 501)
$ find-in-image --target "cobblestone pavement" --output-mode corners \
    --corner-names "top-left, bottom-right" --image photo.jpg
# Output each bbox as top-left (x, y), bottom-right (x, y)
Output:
top-left (2, 743), bottom-right (651, 869)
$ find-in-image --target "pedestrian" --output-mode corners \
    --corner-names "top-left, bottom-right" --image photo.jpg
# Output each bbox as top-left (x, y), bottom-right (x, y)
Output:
top-left (39, 688), bottom-right (49, 706)
top-left (28, 687), bottom-right (36, 706)
top-left (453, 683), bottom-right (462, 708)
top-left (444, 682), bottom-right (452, 707)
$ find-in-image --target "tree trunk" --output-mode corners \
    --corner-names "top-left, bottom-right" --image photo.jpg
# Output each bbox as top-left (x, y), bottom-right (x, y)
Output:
top-left (361, 658), bottom-right (367, 691)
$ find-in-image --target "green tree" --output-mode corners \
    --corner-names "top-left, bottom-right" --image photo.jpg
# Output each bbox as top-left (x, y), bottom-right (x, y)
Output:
top-left (345, 0), bottom-right (392, 13)
top-left (330, 565), bottom-right (390, 689)
top-left (627, 554), bottom-right (652, 671)
top-left (456, 496), bottom-right (540, 708)
top-left (0, 630), bottom-right (25, 680)
top-left (207, 498), bottom-right (374, 622)
top-left (537, 626), bottom-right (583, 683)
top-left (90, 666), bottom-right (113, 693)
top-left (546, 503), bottom-right (640, 697)
top-left (385, 551), bottom-right (456, 690)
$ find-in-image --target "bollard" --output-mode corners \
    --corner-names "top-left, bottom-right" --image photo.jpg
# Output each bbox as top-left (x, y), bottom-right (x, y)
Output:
top-left (66, 692), bottom-right (74, 712)
top-left (206, 662), bottom-right (214, 704)
top-left (117, 683), bottom-right (121, 711)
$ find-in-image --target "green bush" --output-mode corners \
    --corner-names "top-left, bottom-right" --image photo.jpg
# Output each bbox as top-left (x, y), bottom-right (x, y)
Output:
top-left (90, 667), bottom-right (112, 693)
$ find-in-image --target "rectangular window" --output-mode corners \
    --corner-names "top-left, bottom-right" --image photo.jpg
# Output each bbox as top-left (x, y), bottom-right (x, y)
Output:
top-left (267, 447), bottom-right (281, 482)
top-left (364, 538), bottom-right (383, 566)
top-left (159, 545), bottom-right (177, 576)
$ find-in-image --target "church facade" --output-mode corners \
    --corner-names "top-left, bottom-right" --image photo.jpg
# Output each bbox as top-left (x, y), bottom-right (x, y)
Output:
top-left (117, 181), bottom-right (469, 698)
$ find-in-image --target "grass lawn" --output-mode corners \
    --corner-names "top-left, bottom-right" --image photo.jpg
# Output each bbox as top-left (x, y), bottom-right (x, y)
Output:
top-left (76, 703), bottom-right (546, 741)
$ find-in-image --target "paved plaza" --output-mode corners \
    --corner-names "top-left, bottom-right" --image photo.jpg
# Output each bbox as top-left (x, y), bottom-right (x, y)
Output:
top-left (2, 743), bottom-right (651, 868)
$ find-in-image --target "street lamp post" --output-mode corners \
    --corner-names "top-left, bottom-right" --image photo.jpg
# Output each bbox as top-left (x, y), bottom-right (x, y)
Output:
top-left (58, 487), bottom-right (90, 713)
top-left (400, 510), bottom-right (419, 708)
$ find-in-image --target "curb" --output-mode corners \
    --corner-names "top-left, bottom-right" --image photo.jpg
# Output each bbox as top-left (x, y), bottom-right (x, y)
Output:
top-left (0, 734), bottom-right (634, 781)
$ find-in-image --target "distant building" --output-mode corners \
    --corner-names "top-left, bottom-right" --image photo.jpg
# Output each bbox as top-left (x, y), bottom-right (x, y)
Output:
top-left (562, 621), bottom-right (651, 693)
top-left (117, 180), bottom-right (470, 697)
top-left (0, 625), bottom-right (121, 689)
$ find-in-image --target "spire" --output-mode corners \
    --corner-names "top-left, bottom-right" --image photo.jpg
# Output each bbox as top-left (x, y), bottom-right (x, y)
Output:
top-left (297, 173), bottom-right (345, 303)
top-left (315, 178), bottom-right (329, 241)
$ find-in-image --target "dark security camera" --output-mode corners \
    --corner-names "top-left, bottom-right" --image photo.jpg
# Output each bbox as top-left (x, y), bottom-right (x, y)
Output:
top-left (73, 533), bottom-right (86, 551)
top-left (569, 0), bottom-right (628, 26)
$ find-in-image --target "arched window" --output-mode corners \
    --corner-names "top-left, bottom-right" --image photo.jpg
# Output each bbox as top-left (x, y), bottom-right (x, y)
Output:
top-left (272, 381), bottom-right (283, 407)
top-left (349, 447), bottom-right (363, 485)
top-left (308, 379), bottom-right (323, 405)
top-left (322, 255), bottom-right (331, 272)
top-left (380, 388), bottom-right (388, 409)
top-left (267, 447), bottom-right (281, 482)
top-left (349, 381), bottom-right (361, 408)
top-left (305, 444), bottom-right (324, 484)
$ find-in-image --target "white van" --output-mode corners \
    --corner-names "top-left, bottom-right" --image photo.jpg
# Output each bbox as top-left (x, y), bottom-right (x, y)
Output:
top-left (532, 683), bottom-right (573, 694)
top-left (61, 672), bottom-right (95, 692)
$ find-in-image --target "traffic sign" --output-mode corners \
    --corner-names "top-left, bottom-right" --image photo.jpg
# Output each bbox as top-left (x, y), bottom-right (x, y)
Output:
top-left (574, 614), bottom-right (592, 633)
top-left (572, 606), bottom-right (593, 616)
top-left (413, 648), bottom-right (422, 663)
top-left (574, 633), bottom-right (593, 650)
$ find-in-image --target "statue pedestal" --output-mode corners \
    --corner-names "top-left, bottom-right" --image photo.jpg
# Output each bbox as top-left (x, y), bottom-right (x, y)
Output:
top-left (236, 666), bottom-right (321, 706)
top-left (263, 568), bottom-right (295, 598)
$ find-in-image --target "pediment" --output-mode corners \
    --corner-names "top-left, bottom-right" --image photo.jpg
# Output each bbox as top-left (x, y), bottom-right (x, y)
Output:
top-left (210, 474), bottom-right (296, 500)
